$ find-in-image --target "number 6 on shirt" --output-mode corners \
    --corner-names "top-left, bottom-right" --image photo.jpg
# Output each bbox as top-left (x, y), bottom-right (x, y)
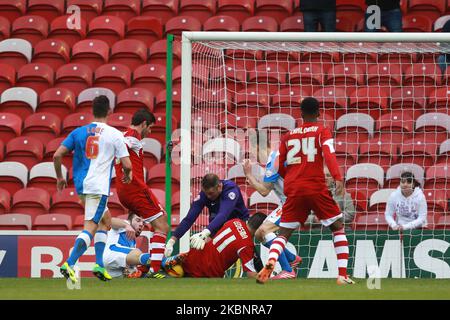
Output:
top-left (85, 136), bottom-right (100, 159)
top-left (286, 137), bottom-right (317, 165)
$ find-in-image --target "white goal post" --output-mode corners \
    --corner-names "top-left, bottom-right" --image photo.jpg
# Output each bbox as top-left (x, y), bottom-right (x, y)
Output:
top-left (178, 32), bottom-right (450, 278)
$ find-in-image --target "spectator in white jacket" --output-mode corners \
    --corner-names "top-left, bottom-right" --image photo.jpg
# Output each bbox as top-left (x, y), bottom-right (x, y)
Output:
top-left (385, 171), bottom-right (427, 231)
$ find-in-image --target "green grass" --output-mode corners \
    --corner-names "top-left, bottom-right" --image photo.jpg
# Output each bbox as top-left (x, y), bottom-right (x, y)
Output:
top-left (1, 278), bottom-right (450, 300)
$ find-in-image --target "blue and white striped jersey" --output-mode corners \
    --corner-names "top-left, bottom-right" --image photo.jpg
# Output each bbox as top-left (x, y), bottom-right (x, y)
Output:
top-left (263, 150), bottom-right (286, 204)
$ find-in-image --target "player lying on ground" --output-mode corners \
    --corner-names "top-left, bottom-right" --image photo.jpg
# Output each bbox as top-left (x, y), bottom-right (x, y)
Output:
top-left (162, 213), bottom-right (267, 278)
top-left (103, 212), bottom-right (157, 278)
top-left (257, 97), bottom-right (355, 285)
top-left (54, 95), bottom-right (132, 283)
top-left (165, 174), bottom-right (249, 256)
top-left (114, 109), bottom-right (170, 278)
top-left (243, 158), bottom-right (302, 280)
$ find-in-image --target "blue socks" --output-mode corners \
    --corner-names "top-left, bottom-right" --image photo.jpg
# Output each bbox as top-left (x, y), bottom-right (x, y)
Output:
top-left (94, 230), bottom-right (107, 268)
top-left (67, 230), bottom-right (93, 267)
top-left (139, 253), bottom-right (151, 266)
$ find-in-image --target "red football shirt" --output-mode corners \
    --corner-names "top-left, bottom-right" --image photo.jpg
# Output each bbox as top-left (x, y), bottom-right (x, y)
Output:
top-left (183, 219), bottom-right (256, 277)
top-left (278, 122), bottom-right (342, 197)
top-left (115, 128), bottom-right (146, 191)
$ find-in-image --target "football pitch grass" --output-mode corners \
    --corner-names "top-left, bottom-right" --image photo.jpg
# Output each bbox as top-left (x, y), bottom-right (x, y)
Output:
top-left (1, 278), bottom-right (450, 300)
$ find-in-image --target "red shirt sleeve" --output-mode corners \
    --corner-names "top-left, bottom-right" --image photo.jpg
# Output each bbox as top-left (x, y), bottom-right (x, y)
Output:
top-left (277, 134), bottom-right (288, 178)
top-left (320, 127), bottom-right (342, 181)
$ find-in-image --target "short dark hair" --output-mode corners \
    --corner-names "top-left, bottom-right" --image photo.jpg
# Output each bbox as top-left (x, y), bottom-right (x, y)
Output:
top-left (127, 211), bottom-right (138, 222)
top-left (131, 109), bottom-right (155, 126)
top-left (201, 173), bottom-right (220, 189)
top-left (247, 212), bottom-right (267, 231)
top-left (301, 97), bottom-right (320, 116)
top-left (92, 95), bottom-right (110, 118)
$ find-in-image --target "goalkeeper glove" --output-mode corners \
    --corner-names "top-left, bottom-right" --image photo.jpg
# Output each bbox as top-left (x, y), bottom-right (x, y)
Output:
top-left (164, 238), bottom-right (176, 257)
top-left (190, 229), bottom-right (211, 250)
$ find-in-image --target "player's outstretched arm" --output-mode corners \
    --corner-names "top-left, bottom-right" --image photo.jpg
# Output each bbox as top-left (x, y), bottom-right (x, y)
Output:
top-left (53, 145), bottom-right (69, 192)
top-left (111, 217), bottom-right (136, 240)
top-left (242, 159), bottom-right (273, 196)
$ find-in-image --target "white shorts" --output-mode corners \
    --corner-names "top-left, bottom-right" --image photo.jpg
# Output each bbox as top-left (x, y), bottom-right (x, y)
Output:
top-left (79, 194), bottom-right (109, 224)
top-left (103, 246), bottom-right (132, 278)
top-left (264, 205), bottom-right (283, 225)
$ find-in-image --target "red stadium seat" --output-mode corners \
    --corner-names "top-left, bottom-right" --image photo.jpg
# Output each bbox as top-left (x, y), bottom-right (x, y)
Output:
top-left (62, 113), bottom-right (94, 136)
top-left (87, 16), bottom-right (125, 46)
top-left (280, 15), bottom-right (304, 32)
top-left (415, 112), bottom-right (450, 145)
top-left (66, 0), bottom-right (102, 23)
top-left (385, 163), bottom-right (425, 189)
top-left (142, 138), bottom-right (162, 169)
top-left (368, 188), bottom-right (396, 213)
top-left (43, 137), bottom-right (72, 169)
top-left (147, 113), bottom-right (178, 145)
top-left (217, 0), bottom-right (255, 24)
top-left (16, 63), bottom-right (54, 94)
top-left (29, 162), bottom-right (67, 194)
top-left (0, 113), bottom-right (22, 144)
top-left (142, 0), bottom-right (179, 25)
top-left (165, 16), bottom-right (202, 37)
top-left (437, 139), bottom-right (450, 165)
top-left (377, 42), bottom-right (418, 65)
top-left (76, 87), bottom-right (115, 114)
top-left (325, 63), bottom-right (365, 87)
top-left (125, 16), bottom-right (163, 48)
top-left (210, 62), bottom-right (246, 94)
top-left (390, 87), bottom-right (426, 120)
top-left (247, 63), bottom-right (287, 95)
top-left (349, 189), bottom-right (368, 213)
top-left (0, 87), bottom-right (37, 121)
top-left (399, 137), bottom-right (437, 169)
top-left (258, 113), bottom-right (295, 136)
top-left (334, 138), bottom-right (358, 172)
top-left (434, 214), bottom-right (450, 230)
top-left (0, 0), bottom-right (26, 23)
top-left (345, 163), bottom-right (384, 199)
top-left (255, 0), bottom-right (293, 25)
top-left (109, 39), bottom-right (148, 72)
top-left (408, 0), bottom-right (445, 22)
top-left (0, 187), bottom-right (10, 214)
top-left (107, 112), bottom-right (131, 131)
top-left (50, 188), bottom-right (83, 220)
top-left (71, 39), bottom-right (110, 71)
top-left (147, 163), bottom-right (180, 193)
top-left (232, 89), bottom-right (269, 118)
top-left (0, 16), bottom-right (11, 40)
top-left (352, 213), bottom-right (389, 231)
top-left (403, 63), bottom-right (442, 87)
top-left (402, 12), bottom-right (434, 32)
top-left (348, 87), bottom-right (390, 120)
top-left (203, 15), bottom-right (240, 31)
top-left (179, 0), bottom-right (216, 24)
top-left (49, 15), bottom-right (87, 47)
top-left (374, 111), bottom-right (414, 144)
top-left (428, 87), bottom-right (450, 114)
top-left (32, 39), bottom-right (70, 70)
top-left (108, 188), bottom-right (127, 217)
top-left (0, 38), bottom-right (32, 71)
top-left (11, 187), bottom-right (50, 219)
top-left (11, 15), bottom-right (48, 46)
top-left (36, 88), bottom-right (76, 120)
top-left (271, 87), bottom-right (312, 117)
top-left (367, 63), bottom-right (402, 86)
top-left (5, 136), bottom-right (44, 169)
top-left (72, 214), bottom-right (85, 230)
top-left (434, 15), bottom-right (450, 32)
top-left (242, 16), bottom-right (278, 32)
top-left (33, 213), bottom-right (72, 230)
top-left (336, 0), bottom-right (365, 13)
top-left (149, 39), bottom-right (181, 67)
top-left (55, 63), bottom-right (93, 96)
top-left (93, 64), bottom-right (132, 95)
top-left (424, 164), bottom-right (450, 196)
top-left (102, 0), bottom-right (141, 23)
top-left (335, 113), bottom-right (374, 144)
top-left (358, 138), bottom-right (397, 171)
top-left (154, 89), bottom-right (181, 121)
top-left (423, 189), bottom-right (448, 214)
top-left (26, 0), bottom-right (65, 23)
top-left (0, 63), bottom-right (15, 95)
top-left (116, 88), bottom-right (154, 115)
top-left (313, 87), bottom-right (348, 120)
top-left (288, 63), bottom-right (324, 91)
top-left (0, 213), bottom-right (32, 230)
top-left (22, 112), bottom-right (61, 142)
top-left (0, 161), bottom-right (28, 194)
top-left (132, 63), bottom-right (166, 96)
top-left (336, 15), bottom-right (357, 32)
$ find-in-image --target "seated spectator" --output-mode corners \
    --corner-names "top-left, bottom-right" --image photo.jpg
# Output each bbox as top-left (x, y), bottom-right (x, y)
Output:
top-left (365, 0), bottom-right (402, 32)
top-left (300, 0), bottom-right (336, 32)
top-left (384, 171), bottom-right (427, 231)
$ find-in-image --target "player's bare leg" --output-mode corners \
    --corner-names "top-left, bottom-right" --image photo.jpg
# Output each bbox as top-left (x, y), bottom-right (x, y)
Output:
top-left (329, 219), bottom-right (355, 285)
top-left (257, 227), bottom-right (294, 284)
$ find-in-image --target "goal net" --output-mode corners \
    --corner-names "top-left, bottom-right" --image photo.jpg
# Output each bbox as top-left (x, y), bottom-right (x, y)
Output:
top-left (178, 32), bottom-right (450, 279)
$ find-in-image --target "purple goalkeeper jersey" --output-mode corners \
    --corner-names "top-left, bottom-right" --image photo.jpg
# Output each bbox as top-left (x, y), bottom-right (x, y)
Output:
top-left (173, 180), bottom-right (249, 239)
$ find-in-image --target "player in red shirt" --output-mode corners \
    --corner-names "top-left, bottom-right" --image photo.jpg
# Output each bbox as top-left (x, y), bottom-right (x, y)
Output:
top-left (256, 97), bottom-right (355, 285)
top-left (115, 109), bottom-right (169, 278)
top-left (163, 213), bottom-right (267, 278)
